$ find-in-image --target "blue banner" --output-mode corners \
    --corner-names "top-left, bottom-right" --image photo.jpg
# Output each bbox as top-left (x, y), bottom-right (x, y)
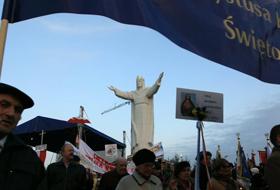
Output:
top-left (2, 0), bottom-right (280, 84)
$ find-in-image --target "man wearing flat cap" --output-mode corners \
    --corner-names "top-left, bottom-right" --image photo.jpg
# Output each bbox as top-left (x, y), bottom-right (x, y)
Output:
top-left (0, 83), bottom-right (45, 190)
top-left (116, 148), bottom-right (162, 190)
top-left (265, 124), bottom-right (280, 190)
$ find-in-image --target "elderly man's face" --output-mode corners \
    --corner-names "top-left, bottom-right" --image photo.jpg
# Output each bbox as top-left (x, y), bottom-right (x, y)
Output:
top-left (62, 144), bottom-right (74, 161)
top-left (115, 158), bottom-right (127, 175)
top-left (0, 94), bottom-right (23, 135)
top-left (136, 162), bottom-right (154, 179)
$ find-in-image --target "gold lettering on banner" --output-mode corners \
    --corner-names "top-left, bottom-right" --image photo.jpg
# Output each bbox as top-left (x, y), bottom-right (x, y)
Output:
top-left (263, 9), bottom-right (272, 22)
top-left (276, 12), bottom-right (280, 28)
top-left (223, 16), bottom-right (280, 61)
top-left (215, 0), bottom-right (280, 61)
top-left (253, 4), bottom-right (262, 17)
top-left (250, 30), bottom-right (256, 50)
top-left (266, 41), bottom-right (273, 58)
top-left (226, 0), bottom-right (234, 4)
top-left (224, 16), bottom-right (235, 40)
top-left (216, 0), bottom-right (272, 23)
top-left (235, 0), bottom-right (242, 7)
top-left (257, 39), bottom-right (266, 57)
top-left (272, 47), bottom-right (280, 60)
top-left (235, 28), bottom-right (251, 47)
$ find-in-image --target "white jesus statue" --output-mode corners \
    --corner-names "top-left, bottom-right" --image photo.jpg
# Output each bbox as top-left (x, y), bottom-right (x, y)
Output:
top-left (109, 72), bottom-right (163, 154)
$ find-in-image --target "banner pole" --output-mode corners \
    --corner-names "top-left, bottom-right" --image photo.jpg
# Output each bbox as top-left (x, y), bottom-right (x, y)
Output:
top-left (40, 130), bottom-right (46, 145)
top-left (200, 122), bottom-right (212, 189)
top-left (195, 121), bottom-right (202, 190)
top-left (0, 19), bottom-right (8, 80)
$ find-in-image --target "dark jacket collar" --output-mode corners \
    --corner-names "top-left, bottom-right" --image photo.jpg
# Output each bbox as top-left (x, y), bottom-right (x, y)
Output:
top-left (55, 160), bottom-right (81, 168)
top-left (3, 133), bottom-right (26, 150)
top-left (272, 146), bottom-right (280, 152)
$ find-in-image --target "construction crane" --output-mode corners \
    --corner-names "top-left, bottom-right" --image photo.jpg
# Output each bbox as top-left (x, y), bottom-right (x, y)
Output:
top-left (101, 101), bottom-right (130, 115)
top-left (101, 102), bottom-right (131, 157)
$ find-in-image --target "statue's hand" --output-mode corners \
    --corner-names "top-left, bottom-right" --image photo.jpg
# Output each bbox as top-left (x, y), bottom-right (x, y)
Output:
top-left (108, 86), bottom-right (115, 92)
top-left (157, 72), bottom-right (164, 83)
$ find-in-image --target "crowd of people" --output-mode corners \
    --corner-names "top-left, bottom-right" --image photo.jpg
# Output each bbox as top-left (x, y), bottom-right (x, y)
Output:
top-left (0, 82), bottom-right (279, 190)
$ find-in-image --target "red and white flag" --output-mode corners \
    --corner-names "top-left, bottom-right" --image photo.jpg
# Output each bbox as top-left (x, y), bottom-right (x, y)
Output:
top-left (65, 140), bottom-right (114, 174)
top-left (79, 139), bottom-right (114, 173)
top-left (258, 150), bottom-right (267, 164)
top-left (35, 144), bottom-right (47, 164)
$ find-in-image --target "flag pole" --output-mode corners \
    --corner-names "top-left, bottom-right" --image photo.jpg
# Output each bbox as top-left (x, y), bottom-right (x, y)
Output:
top-left (122, 130), bottom-right (126, 157)
top-left (0, 19), bottom-right (9, 80)
top-left (76, 105), bottom-right (84, 149)
top-left (200, 122), bottom-right (212, 189)
top-left (194, 120), bottom-right (201, 190)
top-left (236, 133), bottom-right (241, 176)
top-left (39, 130), bottom-right (46, 145)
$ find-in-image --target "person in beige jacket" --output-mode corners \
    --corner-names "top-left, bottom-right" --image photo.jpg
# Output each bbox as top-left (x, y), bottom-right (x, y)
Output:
top-left (116, 149), bottom-right (162, 190)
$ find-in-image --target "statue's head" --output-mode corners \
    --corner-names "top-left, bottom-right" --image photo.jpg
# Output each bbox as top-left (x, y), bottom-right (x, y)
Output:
top-left (136, 75), bottom-right (145, 89)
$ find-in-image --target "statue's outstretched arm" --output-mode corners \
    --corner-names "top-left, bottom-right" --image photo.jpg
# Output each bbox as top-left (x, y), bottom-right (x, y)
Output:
top-left (146, 72), bottom-right (164, 98)
top-left (108, 86), bottom-right (133, 100)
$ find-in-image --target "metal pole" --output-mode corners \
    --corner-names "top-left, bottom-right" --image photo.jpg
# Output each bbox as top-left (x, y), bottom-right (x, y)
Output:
top-left (79, 105), bottom-right (84, 118)
top-left (40, 130), bottom-right (45, 145)
top-left (122, 130), bottom-right (126, 157)
top-left (77, 106), bottom-right (84, 148)
top-left (0, 19), bottom-right (8, 80)
top-left (195, 121), bottom-right (202, 190)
